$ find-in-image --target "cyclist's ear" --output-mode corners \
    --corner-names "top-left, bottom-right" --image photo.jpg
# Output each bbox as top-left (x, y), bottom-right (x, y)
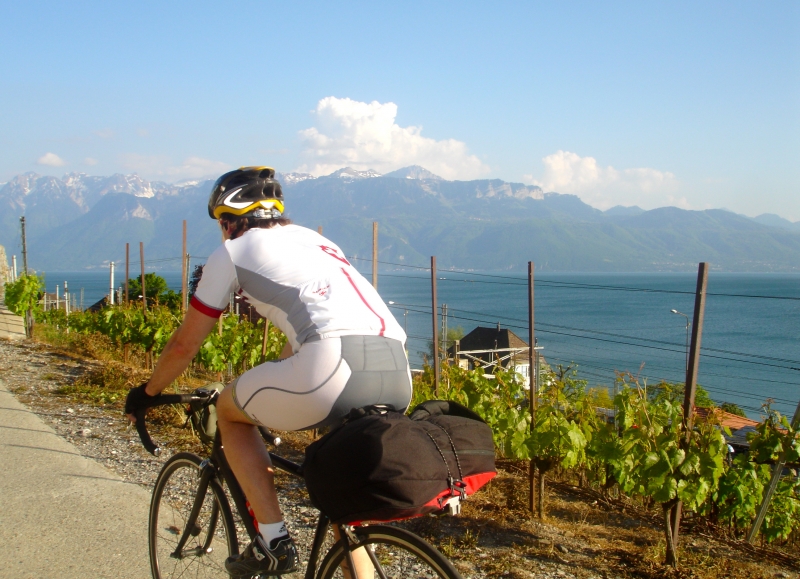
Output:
top-left (219, 219), bottom-right (231, 241)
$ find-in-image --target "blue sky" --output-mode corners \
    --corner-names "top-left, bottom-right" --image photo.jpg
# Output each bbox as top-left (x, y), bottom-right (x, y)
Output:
top-left (1, 1), bottom-right (797, 219)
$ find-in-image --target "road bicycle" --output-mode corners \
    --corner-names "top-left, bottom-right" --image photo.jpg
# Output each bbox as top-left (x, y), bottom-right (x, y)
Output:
top-left (134, 387), bottom-right (464, 579)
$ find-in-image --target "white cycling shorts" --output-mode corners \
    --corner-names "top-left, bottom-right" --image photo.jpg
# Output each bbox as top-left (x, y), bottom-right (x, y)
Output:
top-left (231, 335), bottom-right (412, 431)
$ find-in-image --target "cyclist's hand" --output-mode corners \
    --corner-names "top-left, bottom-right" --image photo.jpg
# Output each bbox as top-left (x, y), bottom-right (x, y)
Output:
top-left (125, 382), bottom-right (160, 422)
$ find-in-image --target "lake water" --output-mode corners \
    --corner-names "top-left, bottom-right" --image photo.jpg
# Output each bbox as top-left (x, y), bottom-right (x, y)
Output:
top-left (40, 269), bottom-right (800, 420)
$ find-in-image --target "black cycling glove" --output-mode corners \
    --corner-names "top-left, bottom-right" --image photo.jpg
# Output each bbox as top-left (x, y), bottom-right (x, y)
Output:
top-left (125, 383), bottom-right (160, 415)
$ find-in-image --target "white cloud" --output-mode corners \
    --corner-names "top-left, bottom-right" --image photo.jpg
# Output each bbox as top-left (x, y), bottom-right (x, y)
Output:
top-left (37, 152), bottom-right (67, 167)
top-left (93, 128), bottom-right (114, 139)
top-left (120, 154), bottom-right (230, 181)
top-left (523, 150), bottom-right (680, 210)
top-left (296, 96), bottom-right (489, 180)
top-left (84, 157), bottom-right (98, 166)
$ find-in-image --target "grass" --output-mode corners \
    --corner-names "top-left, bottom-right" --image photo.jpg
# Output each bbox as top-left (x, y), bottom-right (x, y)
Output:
top-left (22, 322), bottom-right (800, 579)
top-left (34, 323), bottom-right (107, 353)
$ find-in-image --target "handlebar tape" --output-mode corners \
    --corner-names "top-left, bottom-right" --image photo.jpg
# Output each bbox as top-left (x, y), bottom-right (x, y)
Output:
top-left (259, 427), bottom-right (281, 447)
top-left (134, 393), bottom-right (195, 456)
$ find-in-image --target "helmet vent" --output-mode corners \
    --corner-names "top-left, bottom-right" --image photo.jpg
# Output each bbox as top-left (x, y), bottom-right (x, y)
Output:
top-left (259, 169), bottom-right (273, 179)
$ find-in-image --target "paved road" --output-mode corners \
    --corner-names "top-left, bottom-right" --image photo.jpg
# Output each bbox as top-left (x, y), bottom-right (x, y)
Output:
top-left (0, 378), bottom-right (152, 579)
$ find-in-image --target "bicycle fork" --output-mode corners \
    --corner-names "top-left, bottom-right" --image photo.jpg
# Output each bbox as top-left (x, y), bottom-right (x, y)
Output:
top-left (337, 525), bottom-right (385, 579)
top-left (171, 460), bottom-right (216, 559)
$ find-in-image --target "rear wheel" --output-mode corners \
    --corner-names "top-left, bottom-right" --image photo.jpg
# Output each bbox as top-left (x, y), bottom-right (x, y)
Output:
top-left (149, 452), bottom-right (238, 579)
top-left (316, 525), bottom-right (462, 579)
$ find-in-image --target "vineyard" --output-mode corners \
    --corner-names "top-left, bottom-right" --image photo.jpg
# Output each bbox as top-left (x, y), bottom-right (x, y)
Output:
top-left (410, 363), bottom-right (800, 563)
top-left (4, 272), bottom-right (287, 379)
top-left (4, 271), bottom-right (800, 571)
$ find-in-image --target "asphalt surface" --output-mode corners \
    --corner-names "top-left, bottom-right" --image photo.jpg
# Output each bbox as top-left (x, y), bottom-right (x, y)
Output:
top-left (0, 377), bottom-right (152, 578)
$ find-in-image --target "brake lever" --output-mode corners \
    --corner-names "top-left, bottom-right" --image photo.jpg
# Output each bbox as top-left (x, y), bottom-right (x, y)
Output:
top-left (134, 408), bottom-right (161, 456)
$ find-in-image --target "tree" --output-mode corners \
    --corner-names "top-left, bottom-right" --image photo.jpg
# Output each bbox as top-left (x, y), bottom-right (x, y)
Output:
top-left (649, 381), bottom-right (716, 408)
top-left (4, 273), bottom-right (43, 336)
top-left (188, 264), bottom-right (204, 298)
top-left (421, 326), bottom-right (465, 364)
top-left (127, 273), bottom-right (180, 310)
top-left (588, 387), bottom-right (614, 409)
top-left (720, 402), bottom-right (746, 417)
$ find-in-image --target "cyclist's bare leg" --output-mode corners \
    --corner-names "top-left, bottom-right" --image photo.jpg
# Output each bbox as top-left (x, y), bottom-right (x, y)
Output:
top-left (216, 386), bottom-right (283, 524)
top-left (333, 526), bottom-right (375, 579)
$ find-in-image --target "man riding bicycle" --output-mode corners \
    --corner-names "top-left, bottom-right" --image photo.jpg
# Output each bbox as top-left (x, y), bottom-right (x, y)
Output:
top-left (125, 166), bottom-right (412, 576)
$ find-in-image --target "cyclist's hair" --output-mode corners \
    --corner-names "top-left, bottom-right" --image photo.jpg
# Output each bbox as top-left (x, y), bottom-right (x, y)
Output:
top-left (219, 213), bottom-right (292, 239)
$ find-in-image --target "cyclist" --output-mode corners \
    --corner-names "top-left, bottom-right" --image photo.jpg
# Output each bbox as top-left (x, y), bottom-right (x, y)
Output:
top-left (126, 166), bottom-right (412, 577)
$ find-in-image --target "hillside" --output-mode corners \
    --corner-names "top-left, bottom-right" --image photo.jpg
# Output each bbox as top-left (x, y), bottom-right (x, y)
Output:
top-left (1, 168), bottom-right (799, 272)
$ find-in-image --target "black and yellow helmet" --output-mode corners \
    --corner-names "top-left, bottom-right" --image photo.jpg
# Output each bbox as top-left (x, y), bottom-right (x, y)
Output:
top-left (207, 166), bottom-right (285, 220)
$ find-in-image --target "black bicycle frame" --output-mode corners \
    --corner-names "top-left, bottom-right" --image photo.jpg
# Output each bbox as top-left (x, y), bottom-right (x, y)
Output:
top-left (138, 393), bottom-right (358, 578)
top-left (206, 429), bottom-right (350, 579)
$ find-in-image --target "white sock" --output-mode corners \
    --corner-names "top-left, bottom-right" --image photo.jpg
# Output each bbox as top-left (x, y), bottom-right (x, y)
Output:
top-left (258, 521), bottom-right (288, 547)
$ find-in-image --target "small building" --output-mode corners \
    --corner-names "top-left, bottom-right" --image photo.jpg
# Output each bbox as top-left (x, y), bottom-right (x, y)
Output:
top-left (694, 407), bottom-right (760, 432)
top-left (694, 407), bottom-right (760, 454)
top-left (450, 324), bottom-right (537, 384)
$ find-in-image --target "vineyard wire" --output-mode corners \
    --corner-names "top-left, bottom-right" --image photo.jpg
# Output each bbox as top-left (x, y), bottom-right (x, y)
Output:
top-left (385, 302), bottom-right (800, 370)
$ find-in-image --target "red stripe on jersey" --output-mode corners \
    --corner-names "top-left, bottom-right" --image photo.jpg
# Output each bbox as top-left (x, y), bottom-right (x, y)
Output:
top-left (190, 295), bottom-right (224, 319)
top-left (340, 268), bottom-right (385, 336)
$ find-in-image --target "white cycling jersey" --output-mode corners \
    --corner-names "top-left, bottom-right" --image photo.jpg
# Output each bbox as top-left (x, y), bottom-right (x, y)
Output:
top-left (191, 224), bottom-right (406, 352)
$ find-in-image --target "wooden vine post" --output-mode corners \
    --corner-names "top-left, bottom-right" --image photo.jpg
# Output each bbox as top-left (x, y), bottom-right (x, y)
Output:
top-left (528, 261), bottom-right (536, 514)
top-left (667, 262), bottom-right (708, 567)
top-left (140, 242), bottom-right (147, 313)
top-left (430, 256), bottom-right (439, 396)
top-left (181, 220), bottom-right (187, 314)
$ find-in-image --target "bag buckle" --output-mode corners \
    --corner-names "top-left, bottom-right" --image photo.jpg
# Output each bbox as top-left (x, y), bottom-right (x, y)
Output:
top-left (443, 495), bottom-right (462, 516)
top-left (447, 477), bottom-right (467, 498)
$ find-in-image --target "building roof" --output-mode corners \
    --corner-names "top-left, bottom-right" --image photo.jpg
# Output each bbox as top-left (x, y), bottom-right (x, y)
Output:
top-left (453, 325), bottom-right (530, 369)
top-left (458, 325), bottom-right (528, 352)
top-left (694, 406), bottom-right (759, 431)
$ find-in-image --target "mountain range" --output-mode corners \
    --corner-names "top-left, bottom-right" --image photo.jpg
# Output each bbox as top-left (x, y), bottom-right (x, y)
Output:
top-left (1, 167), bottom-right (800, 273)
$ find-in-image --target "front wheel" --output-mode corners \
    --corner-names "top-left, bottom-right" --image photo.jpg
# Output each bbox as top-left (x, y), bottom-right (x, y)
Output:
top-left (316, 525), bottom-right (462, 579)
top-left (149, 452), bottom-right (238, 579)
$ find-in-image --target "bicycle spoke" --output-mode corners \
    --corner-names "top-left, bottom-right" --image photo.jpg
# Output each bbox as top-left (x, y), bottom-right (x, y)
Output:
top-left (317, 525), bottom-right (462, 579)
top-left (365, 544), bottom-right (390, 579)
top-left (150, 454), bottom-right (237, 579)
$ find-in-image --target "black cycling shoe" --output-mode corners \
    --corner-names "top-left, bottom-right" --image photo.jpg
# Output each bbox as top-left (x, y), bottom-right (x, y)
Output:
top-left (225, 534), bottom-right (298, 577)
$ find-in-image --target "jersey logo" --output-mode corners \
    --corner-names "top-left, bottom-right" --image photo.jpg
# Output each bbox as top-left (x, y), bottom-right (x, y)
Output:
top-left (222, 188), bottom-right (251, 209)
top-left (319, 245), bottom-right (351, 266)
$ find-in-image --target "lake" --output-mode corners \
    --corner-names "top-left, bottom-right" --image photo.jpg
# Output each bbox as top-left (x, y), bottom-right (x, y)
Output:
top-left (39, 268), bottom-right (800, 420)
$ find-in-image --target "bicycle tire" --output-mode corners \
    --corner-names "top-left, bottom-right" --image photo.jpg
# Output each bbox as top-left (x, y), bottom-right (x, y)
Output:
top-left (149, 452), bottom-right (239, 579)
top-left (316, 524), bottom-right (463, 579)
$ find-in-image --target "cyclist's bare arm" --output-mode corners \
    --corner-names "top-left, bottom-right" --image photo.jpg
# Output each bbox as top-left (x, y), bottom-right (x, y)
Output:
top-left (139, 304), bottom-right (218, 401)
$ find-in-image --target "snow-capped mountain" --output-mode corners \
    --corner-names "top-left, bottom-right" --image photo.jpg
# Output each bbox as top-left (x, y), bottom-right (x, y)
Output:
top-left (383, 165), bottom-right (443, 180)
top-left (327, 167), bottom-right (382, 180)
top-left (0, 172), bottom-right (175, 214)
top-left (276, 172), bottom-right (316, 186)
top-left (2, 166), bottom-right (800, 272)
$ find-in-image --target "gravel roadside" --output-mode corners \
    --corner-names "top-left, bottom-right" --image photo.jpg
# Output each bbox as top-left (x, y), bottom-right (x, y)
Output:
top-left (3, 337), bottom-right (794, 579)
top-left (0, 338), bottom-right (605, 578)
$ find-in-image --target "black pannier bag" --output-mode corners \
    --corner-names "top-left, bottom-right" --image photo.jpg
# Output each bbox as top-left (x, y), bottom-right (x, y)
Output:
top-left (303, 400), bottom-right (496, 525)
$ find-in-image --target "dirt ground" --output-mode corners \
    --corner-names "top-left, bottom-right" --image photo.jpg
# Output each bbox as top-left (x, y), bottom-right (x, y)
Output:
top-left (0, 335), bottom-right (797, 579)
